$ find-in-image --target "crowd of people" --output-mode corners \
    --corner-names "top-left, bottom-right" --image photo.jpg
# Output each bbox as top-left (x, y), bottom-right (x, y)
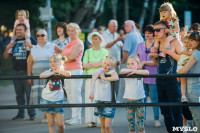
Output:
top-left (1, 2), bottom-right (200, 133)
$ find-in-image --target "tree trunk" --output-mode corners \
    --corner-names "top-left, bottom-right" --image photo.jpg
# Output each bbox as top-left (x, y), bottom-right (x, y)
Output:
top-left (138, 0), bottom-right (149, 30)
top-left (124, 0), bottom-right (129, 21)
top-left (111, 0), bottom-right (117, 19)
top-left (148, 0), bottom-right (157, 24)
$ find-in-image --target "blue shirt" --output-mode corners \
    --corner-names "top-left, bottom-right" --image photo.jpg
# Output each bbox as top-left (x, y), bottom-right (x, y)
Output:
top-left (123, 29), bottom-right (143, 56)
top-left (187, 50), bottom-right (200, 90)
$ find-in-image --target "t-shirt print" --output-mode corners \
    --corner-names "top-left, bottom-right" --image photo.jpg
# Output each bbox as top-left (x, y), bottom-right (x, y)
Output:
top-left (49, 79), bottom-right (61, 91)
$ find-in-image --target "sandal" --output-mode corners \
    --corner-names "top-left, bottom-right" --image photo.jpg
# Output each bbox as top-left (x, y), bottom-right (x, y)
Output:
top-left (86, 122), bottom-right (97, 128)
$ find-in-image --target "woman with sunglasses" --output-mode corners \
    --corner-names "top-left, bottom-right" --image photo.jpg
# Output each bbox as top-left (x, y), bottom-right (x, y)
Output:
top-left (62, 23), bottom-right (84, 125)
top-left (27, 29), bottom-right (62, 123)
top-left (135, 25), bottom-right (161, 127)
top-left (178, 31), bottom-right (200, 131)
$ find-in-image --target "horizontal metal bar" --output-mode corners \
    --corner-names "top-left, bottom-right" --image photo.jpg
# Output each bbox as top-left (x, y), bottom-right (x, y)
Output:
top-left (0, 74), bottom-right (200, 80)
top-left (0, 103), bottom-right (199, 109)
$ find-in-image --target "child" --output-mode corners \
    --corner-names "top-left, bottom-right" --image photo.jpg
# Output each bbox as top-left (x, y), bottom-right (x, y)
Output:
top-left (89, 55), bottom-right (119, 133)
top-left (40, 54), bottom-right (71, 133)
top-left (177, 36), bottom-right (196, 102)
top-left (120, 55), bottom-right (149, 133)
top-left (11, 10), bottom-right (30, 42)
top-left (149, 2), bottom-right (180, 58)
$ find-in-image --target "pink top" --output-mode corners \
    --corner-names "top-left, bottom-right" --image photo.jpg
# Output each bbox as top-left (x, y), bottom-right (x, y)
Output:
top-left (14, 19), bottom-right (30, 28)
top-left (62, 38), bottom-right (84, 70)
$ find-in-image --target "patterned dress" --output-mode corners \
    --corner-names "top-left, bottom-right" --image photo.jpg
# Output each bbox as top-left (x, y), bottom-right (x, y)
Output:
top-left (165, 18), bottom-right (180, 39)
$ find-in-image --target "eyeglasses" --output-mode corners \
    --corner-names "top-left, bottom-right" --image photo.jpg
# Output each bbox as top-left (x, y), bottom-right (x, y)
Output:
top-left (36, 34), bottom-right (45, 37)
top-left (154, 28), bottom-right (166, 32)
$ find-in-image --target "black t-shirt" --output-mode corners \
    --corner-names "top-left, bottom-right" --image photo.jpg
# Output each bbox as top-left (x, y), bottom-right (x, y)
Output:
top-left (12, 37), bottom-right (37, 71)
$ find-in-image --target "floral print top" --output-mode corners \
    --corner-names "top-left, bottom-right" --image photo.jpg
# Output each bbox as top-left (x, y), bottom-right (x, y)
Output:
top-left (165, 18), bottom-right (180, 38)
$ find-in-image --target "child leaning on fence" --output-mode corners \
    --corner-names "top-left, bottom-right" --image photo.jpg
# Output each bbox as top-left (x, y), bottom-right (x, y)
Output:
top-left (89, 55), bottom-right (119, 133)
top-left (40, 54), bottom-right (71, 133)
top-left (120, 55), bottom-right (149, 133)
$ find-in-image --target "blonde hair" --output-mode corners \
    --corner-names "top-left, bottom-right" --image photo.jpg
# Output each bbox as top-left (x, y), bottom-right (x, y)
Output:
top-left (159, 2), bottom-right (178, 21)
top-left (67, 23), bottom-right (81, 35)
top-left (50, 54), bottom-right (63, 63)
top-left (106, 55), bottom-right (117, 68)
top-left (127, 55), bottom-right (141, 65)
top-left (15, 10), bottom-right (29, 20)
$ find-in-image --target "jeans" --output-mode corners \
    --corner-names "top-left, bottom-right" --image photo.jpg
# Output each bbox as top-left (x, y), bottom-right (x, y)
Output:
top-left (64, 69), bottom-right (83, 120)
top-left (12, 70), bottom-right (35, 117)
top-left (143, 83), bottom-right (159, 120)
top-left (186, 87), bottom-right (200, 132)
top-left (156, 78), bottom-right (183, 133)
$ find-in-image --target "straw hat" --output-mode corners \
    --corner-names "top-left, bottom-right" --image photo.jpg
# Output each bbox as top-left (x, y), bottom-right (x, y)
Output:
top-left (87, 32), bottom-right (106, 47)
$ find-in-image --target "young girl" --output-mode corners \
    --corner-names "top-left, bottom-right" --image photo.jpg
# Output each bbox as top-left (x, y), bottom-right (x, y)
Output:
top-left (177, 36), bottom-right (196, 103)
top-left (120, 55), bottom-right (149, 133)
top-left (11, 10), bottom-right (30, 42)
top-left (149, 2), bottom-right (180, 58)
top-left (89, 55), bottom-right (119, 133)
top-left (40, 54), bottom-right (71, 133)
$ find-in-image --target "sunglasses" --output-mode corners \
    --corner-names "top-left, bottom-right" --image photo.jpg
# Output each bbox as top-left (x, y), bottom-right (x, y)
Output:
top-left (36, 34), bottom-right (45, 37)
top-left (154, 28), bottom-right (166, 32)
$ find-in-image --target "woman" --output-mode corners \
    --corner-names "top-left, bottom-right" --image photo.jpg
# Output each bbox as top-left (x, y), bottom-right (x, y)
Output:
top-left (179, 31), bottom-right (200, 130)
top-left (135, 25), bottom-right (161, 127)
top-left (27, 29), bottom-right (62, 123)
top-left (62, 23), bottom-right (84, 125)
top-left (83, 32), bottom-right (108, 127)
top-left (53, 22), bottom-right (70, 49)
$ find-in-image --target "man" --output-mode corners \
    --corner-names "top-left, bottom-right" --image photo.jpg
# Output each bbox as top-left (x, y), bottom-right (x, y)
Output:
top-left (121, 20), bottom-right (143, 64)
top-left (4, 24), bottom-right (37, 120)
top-left (102, 20), bottom-right (123, 102)
top-left (151, 21), bottom-right (183, 133)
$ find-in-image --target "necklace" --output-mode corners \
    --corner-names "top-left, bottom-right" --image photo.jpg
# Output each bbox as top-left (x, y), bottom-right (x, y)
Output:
top-left (144, 41), bottom-right (154, 54)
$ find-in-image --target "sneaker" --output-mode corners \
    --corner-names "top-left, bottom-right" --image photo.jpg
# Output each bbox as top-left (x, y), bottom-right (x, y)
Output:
top-left (65, 119), bottom-right (73, 124)
top-left (181, 96), bottom-right (188, 103)
top-left (154, 120), bottom-right (161, 128)
top-left (41, 119), bottom-right (48, 123)
top-left (146, 96), bottom-right (151, 103)
top-left (86, 122), bottom-right (97, 128)
top-left (159, 52), bottom-right (166, 57)
top-left (12, 115), bottom-right (25, 120)
top-left (68, 119), bottom-right (81, 125)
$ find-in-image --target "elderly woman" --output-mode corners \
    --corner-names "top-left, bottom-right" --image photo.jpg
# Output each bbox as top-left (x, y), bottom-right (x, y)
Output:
top-left (179, 31), bottom-right (200, 131)
top-left (27, 29), bottom-right (62, 123)
top-left (135, 25), bottom-right (161, 127)
top-left (83, 32), bottom-right (108, 127)
top-left (53, 22), bottom-right (70, 49)
top-left (62, 23), bottom-right (84, 125)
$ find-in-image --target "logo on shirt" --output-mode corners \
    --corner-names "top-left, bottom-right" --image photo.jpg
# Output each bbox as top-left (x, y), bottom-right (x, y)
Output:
top-left (49, 79), bottom-right (61, 91)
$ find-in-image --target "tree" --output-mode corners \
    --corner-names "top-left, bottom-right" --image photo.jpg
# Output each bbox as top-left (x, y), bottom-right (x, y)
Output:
top-left (138, 0), bottom-right (149, 29)
top-left (148, 0), bottom-right (157, 25)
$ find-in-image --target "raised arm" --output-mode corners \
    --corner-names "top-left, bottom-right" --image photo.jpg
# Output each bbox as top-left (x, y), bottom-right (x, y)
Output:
top-left (3, 42), bottom-right (14, 59)
top-left (100, 71), bottom-right (119, 81)
top-left (40, 70), bottom-right (55, 78)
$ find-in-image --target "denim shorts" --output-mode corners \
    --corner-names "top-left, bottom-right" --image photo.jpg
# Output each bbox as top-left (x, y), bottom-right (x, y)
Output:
top-left (40, 98), bottom-right (64, 114)
top-left (94, 100), bottom-right (116, 118)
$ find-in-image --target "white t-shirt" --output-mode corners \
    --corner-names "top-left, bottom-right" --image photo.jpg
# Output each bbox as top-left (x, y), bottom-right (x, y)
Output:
top-left (102, 29), bottom-right (123, 61)
top-left (42, 73), bottom-right (64, 101)
top-left (94, 68), bottom-right (115, 101)
top-left (31, 42), bottom-right (55, 61)
top-left (123, 78), bottom-right (146, 100)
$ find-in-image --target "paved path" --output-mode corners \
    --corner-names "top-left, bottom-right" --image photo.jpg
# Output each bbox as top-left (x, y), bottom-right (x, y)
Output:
top-left (0, 84), bottom-right (168, 133)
